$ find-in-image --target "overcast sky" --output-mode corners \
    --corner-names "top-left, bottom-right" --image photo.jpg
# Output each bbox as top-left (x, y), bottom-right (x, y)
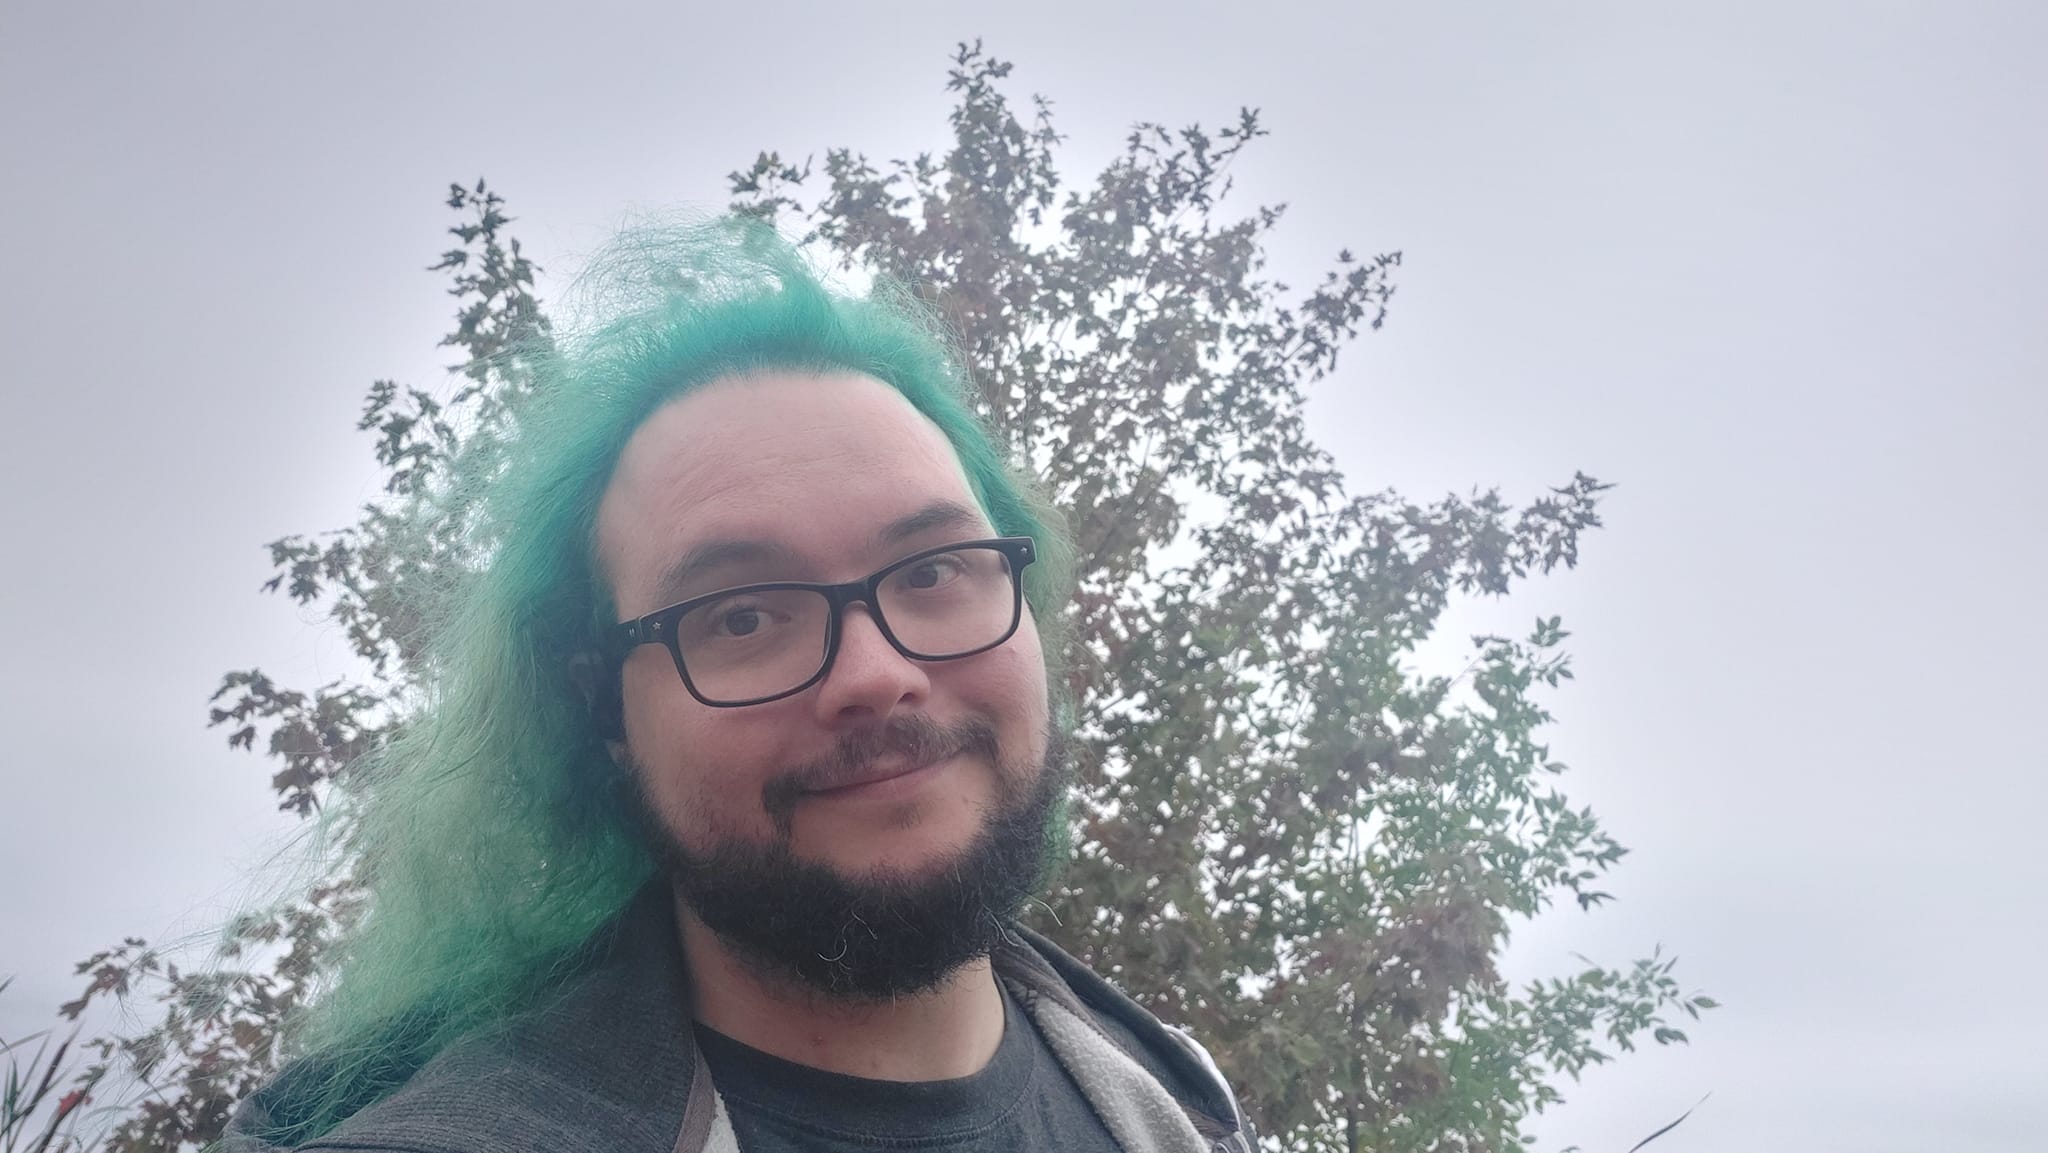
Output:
top-left (3, 3), bottom-right (2043, 1151)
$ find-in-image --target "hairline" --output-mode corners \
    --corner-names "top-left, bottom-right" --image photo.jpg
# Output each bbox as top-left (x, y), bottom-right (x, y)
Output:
top-left (585, 368), bottom-right (1007, 625)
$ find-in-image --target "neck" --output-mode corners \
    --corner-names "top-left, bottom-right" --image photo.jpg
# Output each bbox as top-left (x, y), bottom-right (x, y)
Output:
top-left (674, 894), bottom-right (1006, 1082)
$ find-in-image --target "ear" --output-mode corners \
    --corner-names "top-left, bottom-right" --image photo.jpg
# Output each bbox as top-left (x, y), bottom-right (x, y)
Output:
top-left (567, 651), bottom-right (626, 743)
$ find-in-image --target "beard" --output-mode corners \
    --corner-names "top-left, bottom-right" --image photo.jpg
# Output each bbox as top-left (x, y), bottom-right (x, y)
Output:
top-left (629, 713), bottom-right (1069, 1002)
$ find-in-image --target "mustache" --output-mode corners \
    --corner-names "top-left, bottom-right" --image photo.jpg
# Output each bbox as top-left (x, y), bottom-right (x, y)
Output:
top-left (760, 715), bottom-right (1002, 828)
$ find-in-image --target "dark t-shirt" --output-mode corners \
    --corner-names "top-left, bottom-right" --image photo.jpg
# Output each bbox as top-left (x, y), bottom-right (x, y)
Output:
top-left (693, 986), bottom-right (1122, 1151)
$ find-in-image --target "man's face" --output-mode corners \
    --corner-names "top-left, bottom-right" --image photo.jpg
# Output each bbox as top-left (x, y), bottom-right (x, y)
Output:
top-left (594, 372), bottom-right (1057, 995)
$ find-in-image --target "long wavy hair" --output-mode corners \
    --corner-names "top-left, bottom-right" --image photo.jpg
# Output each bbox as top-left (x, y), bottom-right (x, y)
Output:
top-left (257, 219), bottom-right (1073, 1141)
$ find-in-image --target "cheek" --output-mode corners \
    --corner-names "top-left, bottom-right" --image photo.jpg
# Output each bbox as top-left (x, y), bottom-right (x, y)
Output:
top-left (1005, 619), bottom-right (1050, 702)
top-left (622, 671), bottom-right (785, 842)
top-left (968, 627), bottom-right (1050, 737)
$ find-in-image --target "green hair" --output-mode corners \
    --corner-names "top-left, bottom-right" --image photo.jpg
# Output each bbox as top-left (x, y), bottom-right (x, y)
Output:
top-left (259, 219), bottom-right (1073, 1141)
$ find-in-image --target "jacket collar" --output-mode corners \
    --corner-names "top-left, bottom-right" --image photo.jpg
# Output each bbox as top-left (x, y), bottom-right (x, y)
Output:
top-left (232, 884), bottom-right (1246, 1152)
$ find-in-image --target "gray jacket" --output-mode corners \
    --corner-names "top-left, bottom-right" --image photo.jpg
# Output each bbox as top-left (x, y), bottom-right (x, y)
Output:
top-left (224, 887), bottom-right (1254, 1153)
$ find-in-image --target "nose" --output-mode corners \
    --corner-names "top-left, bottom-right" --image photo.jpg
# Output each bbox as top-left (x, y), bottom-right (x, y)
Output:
top-left (810, 602), bottom-right (930, 725)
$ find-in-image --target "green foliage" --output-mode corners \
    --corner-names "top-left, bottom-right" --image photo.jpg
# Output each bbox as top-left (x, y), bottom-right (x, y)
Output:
top-left (50, 45), bottom-right (1708, 1153)
top-left (730, 43), bottom-right (1711, 1151)
top-left (3, 977), bottom-right (101, 1153)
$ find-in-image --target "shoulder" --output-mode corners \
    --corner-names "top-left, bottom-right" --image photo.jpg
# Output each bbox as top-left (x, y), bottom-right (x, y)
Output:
top-left (995, 925), bottom-right (1252, 1149)
top-left (224, 888), bottom-right (698, 1153)
top-left (289, 1027), bottom-right (682, 1153)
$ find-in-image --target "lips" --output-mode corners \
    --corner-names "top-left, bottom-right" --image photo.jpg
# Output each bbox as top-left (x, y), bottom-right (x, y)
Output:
top-left (802, 754), bottom-right (949, 796)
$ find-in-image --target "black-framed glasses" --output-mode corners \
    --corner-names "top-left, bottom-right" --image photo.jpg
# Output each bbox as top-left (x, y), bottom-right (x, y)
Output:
top-left (612, 536), bottom-right (1035, 708)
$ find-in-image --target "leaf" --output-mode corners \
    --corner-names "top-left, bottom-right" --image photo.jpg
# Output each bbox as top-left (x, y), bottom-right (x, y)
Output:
top-left (1625, 1093), bottom-right (1711, 1153)
top-left (44, 43), bottom-right (1710, 1153)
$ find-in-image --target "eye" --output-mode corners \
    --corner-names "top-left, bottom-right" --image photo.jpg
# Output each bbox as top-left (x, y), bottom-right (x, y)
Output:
top-left (683, 595), bottom-right (789, 644)
top-left (898, 554), bottom-right (968, 591)
top-left (719, 607), bottom-right (764, 637)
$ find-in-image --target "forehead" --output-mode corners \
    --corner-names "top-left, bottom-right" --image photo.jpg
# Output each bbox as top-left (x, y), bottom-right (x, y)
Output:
top-left (595, 372), bottom-right (986, 613)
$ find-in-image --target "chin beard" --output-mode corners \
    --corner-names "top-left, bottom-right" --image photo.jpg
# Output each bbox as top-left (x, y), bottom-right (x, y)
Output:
top-left (632, 715), bottom-right (1069, 1002)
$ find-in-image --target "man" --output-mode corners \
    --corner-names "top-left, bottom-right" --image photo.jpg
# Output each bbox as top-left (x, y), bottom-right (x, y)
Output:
top-left (224, 223), bottom-right (1253, 1153)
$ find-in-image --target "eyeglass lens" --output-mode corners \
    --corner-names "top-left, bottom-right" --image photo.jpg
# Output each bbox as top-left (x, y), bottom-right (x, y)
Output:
top-left (672, 545), bottom-right (1019, 703)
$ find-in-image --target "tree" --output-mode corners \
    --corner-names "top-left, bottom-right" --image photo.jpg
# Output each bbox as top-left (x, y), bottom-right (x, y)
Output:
top-left (53, 43), bottom-right (1709, 1153)
top-left (57, 179), bottom-right (548, 1153)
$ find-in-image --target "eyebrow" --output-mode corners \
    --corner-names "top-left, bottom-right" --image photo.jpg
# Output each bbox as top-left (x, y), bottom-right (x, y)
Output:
top-left (875, 499), bottom-right (988, 548)
top-left (650, 499), bottom-right (990, 606)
